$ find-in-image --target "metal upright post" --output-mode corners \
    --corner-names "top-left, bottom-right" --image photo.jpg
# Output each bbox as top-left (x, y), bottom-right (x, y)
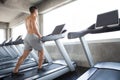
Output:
top-left (30, 50), bottom-right (39, 63)
top-left (55, 39), bottom-right (75, 71)
top-left (79, 37), bottom-right (94, 67)
top-left (40, 41), bottom-right (53, 63)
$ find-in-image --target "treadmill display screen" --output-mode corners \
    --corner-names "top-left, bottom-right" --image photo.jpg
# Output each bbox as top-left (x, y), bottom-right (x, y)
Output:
top-left (95, 10), bottom-right (119, 29)
top-left (52, 24), bottom-right (65, 35)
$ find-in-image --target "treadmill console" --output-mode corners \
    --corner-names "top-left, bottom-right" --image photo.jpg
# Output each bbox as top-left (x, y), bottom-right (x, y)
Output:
top-left (95, 10), bottom-right (119, 29)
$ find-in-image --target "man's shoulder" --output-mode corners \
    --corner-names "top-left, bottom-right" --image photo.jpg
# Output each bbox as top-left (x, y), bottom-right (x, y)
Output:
top-left (25, 16), bottom-right (30, 21)
top-left (26, 16), bottom-right (36, 21)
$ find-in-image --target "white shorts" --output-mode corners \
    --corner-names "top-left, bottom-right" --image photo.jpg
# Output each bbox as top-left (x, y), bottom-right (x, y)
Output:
top-left (24, 33), bottom-right (43, 51)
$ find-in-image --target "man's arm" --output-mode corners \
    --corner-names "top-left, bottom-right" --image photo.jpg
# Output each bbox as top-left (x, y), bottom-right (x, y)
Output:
top-left (33, 17), bottom-right (42, 38)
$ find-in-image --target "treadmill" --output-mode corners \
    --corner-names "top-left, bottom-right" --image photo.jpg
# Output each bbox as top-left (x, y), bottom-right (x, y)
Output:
top-left (0, 37), bottom-right (38, 78)
top-left (0, 24), bottom-right (76, 80)
top-left (68, 10), bottom-right (120, 80)
top-left (0, 39), bottom-right (18, 65)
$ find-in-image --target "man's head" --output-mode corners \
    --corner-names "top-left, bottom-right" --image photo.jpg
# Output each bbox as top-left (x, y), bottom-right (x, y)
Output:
top-left (29, 6), bottom-right (38, 15)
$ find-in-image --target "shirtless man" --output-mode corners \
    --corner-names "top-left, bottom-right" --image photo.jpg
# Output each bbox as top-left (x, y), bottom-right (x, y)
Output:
top-left (12, 6), bottom-right (44, 76)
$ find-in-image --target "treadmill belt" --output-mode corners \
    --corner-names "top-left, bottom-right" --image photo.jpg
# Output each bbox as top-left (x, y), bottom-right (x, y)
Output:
top-left (0, 56), bottom-right (13, 62)
top-left (3, 63), bottom-right (66, 80)
top-left (0, 59), bottom-right (35, 70)
top-left (89, 69), bottom-right (120, 80)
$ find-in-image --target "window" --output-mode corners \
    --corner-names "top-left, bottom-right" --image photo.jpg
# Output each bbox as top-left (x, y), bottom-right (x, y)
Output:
top-left (12, 23), bottom-right (26, 40)
top-left (43, 0), bottom-right (120, 42)
top-left (0, 29), bottom-right (5, 43)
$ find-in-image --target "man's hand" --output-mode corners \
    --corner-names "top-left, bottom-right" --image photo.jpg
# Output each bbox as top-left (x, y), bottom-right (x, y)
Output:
top-left (40, 36), bottom-right (45, 43)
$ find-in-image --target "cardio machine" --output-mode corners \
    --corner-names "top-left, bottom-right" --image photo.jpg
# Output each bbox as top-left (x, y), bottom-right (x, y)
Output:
top-left (68, 10), bottom-right (120, 80)
top-left (0, 36), bottom-right (38, 78)
top-left (0, 24), bottom-right (75, 80)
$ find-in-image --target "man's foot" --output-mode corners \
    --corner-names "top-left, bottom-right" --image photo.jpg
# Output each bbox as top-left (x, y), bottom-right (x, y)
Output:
top-left (37, 67), bottom-right (46, 72)
top-left (11, 72), bottom-right (24, 77)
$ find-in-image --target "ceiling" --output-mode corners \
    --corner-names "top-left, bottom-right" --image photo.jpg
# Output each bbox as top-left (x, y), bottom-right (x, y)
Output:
top-left (0, 0), bottom-right (75, 27)
top-left (0, 0), bottom-right (44, 23)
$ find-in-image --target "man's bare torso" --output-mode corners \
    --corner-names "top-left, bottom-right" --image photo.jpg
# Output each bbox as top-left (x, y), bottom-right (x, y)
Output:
top-left (25, 13), bottom-right (41, 38)
top-left (26, 15), bottom-right (38, 34)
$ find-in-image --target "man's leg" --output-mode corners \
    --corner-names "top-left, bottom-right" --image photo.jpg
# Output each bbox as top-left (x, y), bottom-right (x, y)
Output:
top-left (13, 50), bottom-right (31, 73)
top-left (38, 49), bottom-right (44, 69)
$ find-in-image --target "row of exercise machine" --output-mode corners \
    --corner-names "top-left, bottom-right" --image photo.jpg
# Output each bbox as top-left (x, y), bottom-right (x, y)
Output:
top-left (1, 9), bottom-right (120, 80)
top-left (0, 24), bottom-right (75, 80)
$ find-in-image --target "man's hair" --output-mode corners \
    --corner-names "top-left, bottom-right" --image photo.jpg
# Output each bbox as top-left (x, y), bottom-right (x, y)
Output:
top-left (29, 6), bottom-right (37, 13)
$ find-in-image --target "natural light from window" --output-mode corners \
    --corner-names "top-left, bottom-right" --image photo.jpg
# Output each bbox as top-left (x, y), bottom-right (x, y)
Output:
top-left (12, 23), bottom-right (27, 40)
top-left (43, 0), bottom-right (120, 42)
top-left (0, 29), bottom-right (5, 43)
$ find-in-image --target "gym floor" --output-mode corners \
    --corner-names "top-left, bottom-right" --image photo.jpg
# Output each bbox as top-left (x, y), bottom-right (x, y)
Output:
top-left (54, 66), bottom-right (89, 80)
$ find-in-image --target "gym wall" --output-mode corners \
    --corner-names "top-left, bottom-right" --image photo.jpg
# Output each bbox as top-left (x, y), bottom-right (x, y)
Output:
top-left (45, 39), bottom-right (120, 67)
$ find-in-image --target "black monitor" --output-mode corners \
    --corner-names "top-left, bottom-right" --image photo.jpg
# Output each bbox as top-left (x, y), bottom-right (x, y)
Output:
top-left (51, 24), bottom-right (65, 35)
top-left (95, 10), bottom-right (119, 29)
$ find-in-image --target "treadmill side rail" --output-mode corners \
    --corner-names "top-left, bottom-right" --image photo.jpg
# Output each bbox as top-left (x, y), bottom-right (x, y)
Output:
top-left (77, 68), bottom-right (97, 80)
top-left (94, 62), bottom-right (120, 70)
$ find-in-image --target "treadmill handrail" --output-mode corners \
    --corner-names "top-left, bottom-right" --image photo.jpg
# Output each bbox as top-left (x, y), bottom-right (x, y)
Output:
top-left (12, 39), bottom-right (24, 45)
top-left (68, 23), bottom-right (120, 39)
top-left (40, 32), bottom-right (66, 42)
top-left (0, 40), bottom-right (7, 46)
top-left (16, 35), bottom-right (22, 41)
top-left (3, 38), bottom-right (13, 46)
